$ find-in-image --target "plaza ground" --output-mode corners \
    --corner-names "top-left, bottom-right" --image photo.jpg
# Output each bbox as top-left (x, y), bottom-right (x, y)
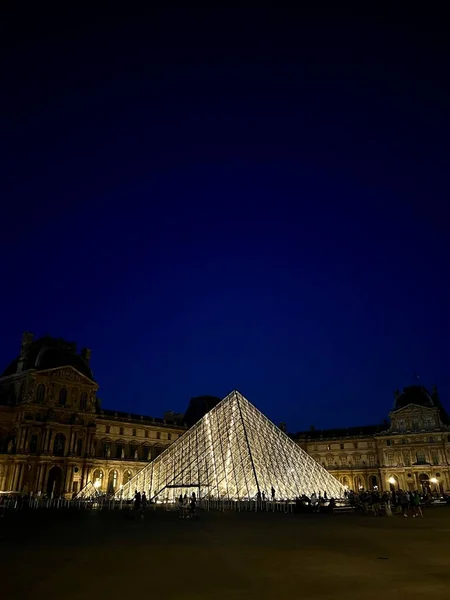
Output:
top-left (1, 506), bottom-right (450, 599)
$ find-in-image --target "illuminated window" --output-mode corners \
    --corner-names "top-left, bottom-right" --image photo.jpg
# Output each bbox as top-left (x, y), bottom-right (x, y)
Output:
top-left (387, 452), bottom-right (394, 466)
top-left (107, 470), bottom-right (118, 492)
top-left (368, 455), bottom-right (375, 466)
top-left (94, 469), bottom-right (104, 489)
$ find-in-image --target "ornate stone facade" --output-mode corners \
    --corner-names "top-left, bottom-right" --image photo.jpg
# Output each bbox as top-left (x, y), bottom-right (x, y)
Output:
top-left (0, 334), bottom-right (186, 497)
top-left (293, 386), bottom-right (450, 494)
top-left (2, 333), bottom-right (450, 498)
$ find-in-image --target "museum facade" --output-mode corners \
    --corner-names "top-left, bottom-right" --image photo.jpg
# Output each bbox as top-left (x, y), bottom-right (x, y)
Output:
top-left (0, 333), bottom-right (186, 497)
top-left (1, 332), bottom-right (449, 497)
top-left (292, 385), bottom-right (450, 494)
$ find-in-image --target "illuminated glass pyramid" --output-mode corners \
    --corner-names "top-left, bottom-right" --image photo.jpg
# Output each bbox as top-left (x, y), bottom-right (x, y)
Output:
top-left (119, 390), bottom-right (344, 501)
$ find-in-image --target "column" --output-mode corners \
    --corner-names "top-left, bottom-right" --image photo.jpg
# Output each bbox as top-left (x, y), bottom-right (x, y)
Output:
top-left (11, 462), bottom-right (22, 491)
top-left (47, 430), bottom-right (53, 452)
top-left (35, 464), bottom-right (42, 492)
top-left (65, 465), bottom-right (73, 494)
top-left (17, 463), bottom-right (27, 491)
top-left (38, 463), bottom-right (48, 493)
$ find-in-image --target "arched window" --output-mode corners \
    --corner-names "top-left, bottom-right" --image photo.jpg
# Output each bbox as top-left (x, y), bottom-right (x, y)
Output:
top-left (59, 388), bottom-right (67, 406)
top-left (53, 433), bottom-right (66, 456)
top-left (93, 469), bottom-right (104, 490)
top-left (80, 392), bottom-right (88, 411)
top-left (107, 470), bottom-right (118, 493)
top-left (123, 470), bottom-right (132, 486)
top-left (36, 384), bottom-right (45, 403)
top-left (29, 434), bottom-right (38, 453)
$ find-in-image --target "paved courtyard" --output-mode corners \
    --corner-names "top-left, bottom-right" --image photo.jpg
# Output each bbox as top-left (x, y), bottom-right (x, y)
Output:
top-left (1, 506), bottom-right (450, 599)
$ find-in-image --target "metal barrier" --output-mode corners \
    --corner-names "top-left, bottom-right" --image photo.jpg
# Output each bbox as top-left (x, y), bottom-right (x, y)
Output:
top-left (0, 496), bottom-right (300, 514)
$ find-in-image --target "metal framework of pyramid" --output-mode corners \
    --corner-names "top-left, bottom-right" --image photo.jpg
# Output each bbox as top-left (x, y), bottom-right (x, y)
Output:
top-left (75, 481), bottom-right (100, 499)
top-left (119, 390), bottom-right (344, 501)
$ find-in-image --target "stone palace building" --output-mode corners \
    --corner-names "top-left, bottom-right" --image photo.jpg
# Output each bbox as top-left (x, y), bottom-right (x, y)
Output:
top-left (1, 332), bottom-right (449, 497)
top-left (0, 333), bottom-right (186, 497)
top-left (292, 385), bottom-right (450, 495)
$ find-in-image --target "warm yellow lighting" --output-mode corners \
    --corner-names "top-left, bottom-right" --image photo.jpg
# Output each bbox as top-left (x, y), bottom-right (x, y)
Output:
top-left (94, 479), bottom-right (101, 489)
top-left (388, 477), bottom-right (396, 485)
top-left (430, 477), bottom-right (438, 484)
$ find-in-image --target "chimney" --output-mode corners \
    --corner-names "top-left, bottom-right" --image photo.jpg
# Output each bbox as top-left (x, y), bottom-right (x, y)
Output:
top-left (17, 332), bottom-right (34, 373)
top-left (81, 348), bottom-right (92, 363)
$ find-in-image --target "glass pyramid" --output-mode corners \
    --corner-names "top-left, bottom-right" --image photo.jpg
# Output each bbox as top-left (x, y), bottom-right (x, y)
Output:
top-left (75, 481), bottom-right (100, 499)
top-left (119, 390), bottom-right (344, 501)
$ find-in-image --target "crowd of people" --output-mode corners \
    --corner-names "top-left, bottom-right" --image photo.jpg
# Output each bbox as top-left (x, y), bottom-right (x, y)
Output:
top-left (346, 488), bottom-right (430, 517)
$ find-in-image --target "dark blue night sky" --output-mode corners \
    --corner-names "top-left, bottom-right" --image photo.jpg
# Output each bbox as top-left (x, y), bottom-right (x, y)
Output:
top-left (1, 8), bottom-right (450, 430)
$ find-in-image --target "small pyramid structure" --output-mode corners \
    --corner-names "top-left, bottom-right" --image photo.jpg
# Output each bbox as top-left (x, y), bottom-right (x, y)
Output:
top-left (75, 481), bottom-right (100, 499)
top-left (119, 390), bottom-right (344, 501)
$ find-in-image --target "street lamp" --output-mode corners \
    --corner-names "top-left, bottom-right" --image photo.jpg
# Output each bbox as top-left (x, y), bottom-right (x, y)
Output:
top-left (94, 479), bottom-right (101, 490)
top-left (388, 477), bottom-right (396, 485)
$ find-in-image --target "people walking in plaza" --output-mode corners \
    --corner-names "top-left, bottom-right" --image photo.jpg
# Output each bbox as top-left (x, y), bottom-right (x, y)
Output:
top-left (412, 491), bottom-right (423, 518)
top-left (134, 490), bottom-right (141, 512)
top-left (399, 490), bottom-right (409, 517)
top-left (189, 492), bottom-right (197, 518)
